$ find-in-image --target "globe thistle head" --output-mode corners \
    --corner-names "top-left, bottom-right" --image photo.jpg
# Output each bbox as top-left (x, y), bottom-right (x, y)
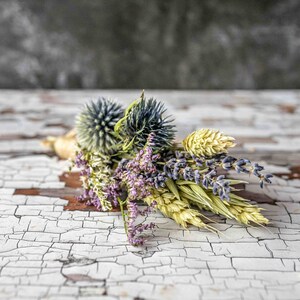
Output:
top-left (115, 92), bottom-right (175, 151)
top-left (76, 98), bottom-right (123, 154)
top-left (183, 128), bottom-right (236, 157)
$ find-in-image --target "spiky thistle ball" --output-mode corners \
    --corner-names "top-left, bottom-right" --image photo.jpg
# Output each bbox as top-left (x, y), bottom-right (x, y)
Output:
top-left (76, 98), bottom-right (123, 154)
top-left (118, 95), bottom-right (175, 151)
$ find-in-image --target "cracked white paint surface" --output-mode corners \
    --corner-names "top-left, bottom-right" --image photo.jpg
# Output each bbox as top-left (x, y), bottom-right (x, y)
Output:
top-left (0, 91), bottom-right (300, 300)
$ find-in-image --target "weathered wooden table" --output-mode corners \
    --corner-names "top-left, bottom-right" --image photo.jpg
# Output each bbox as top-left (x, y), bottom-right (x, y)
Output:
top-left (0, 90), bottom-right (299, 300)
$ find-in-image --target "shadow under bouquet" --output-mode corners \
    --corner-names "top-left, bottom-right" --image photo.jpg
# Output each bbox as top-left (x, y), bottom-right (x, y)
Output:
top-left (74, 91), bottom-right (273, 246)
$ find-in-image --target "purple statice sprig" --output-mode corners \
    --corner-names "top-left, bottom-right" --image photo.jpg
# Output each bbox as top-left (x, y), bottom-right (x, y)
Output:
top-left (74, 151), bottom-right (91, 177)
top-left (74, 135), bottom-right (162, 246)
top-left (114, 135), bottom-right (166, 200)
top-left (103, 181), bottom-right (121, 208)
top-left (113, 133), bottom-right (163, 245)
top-left (85, 189), bottom-right (103, 210)
top-left (127, 201), bottom-right (157, 246)
top-left (76, 187), bottom-right (105, 212)
top-left (74, 151), bottom-right (102, 207)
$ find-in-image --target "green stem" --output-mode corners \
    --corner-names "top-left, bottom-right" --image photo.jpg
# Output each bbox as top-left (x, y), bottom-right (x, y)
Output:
top-left (117, 197), bottom-right (128, 234)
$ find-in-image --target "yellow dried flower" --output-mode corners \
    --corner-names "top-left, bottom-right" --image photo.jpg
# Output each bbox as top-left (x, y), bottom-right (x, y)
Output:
top-left (227, 204), bottom-right (269, 225)
top-left (144, 188), bottom-right (207, 229)
top-left (41, 129), bottom-right (77, 160)
top-left (183, 128), bottom-right (236, 157)
top-left (177, 180), bottom-right (269, 226)
top-left (226, 193), bottom-right (269, 225)
top-left (205, 191), bottom-right (269, 225)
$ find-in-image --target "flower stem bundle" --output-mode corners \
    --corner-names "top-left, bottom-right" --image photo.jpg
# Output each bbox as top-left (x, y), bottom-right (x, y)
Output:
top-left (73, 91), bottom-right (273, 246)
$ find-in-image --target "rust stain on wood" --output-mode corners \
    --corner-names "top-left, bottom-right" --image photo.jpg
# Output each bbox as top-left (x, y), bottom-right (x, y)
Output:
top-left (14, 189), bottom-right (40, 195)
top-left (274, 165), bottom-right (300, 180)
top-left (0, 108), bottom-right (15, 114)
top-left (13, 172), bottom-right (119, 211)
top-left (278, 104), bottom-right (297, 114)
top-left (63, 196), bottom-right (98, 211)
top-left (59, 172), bottom-right (82, 188)
top-left (0, 134), bottom-right (46, 140)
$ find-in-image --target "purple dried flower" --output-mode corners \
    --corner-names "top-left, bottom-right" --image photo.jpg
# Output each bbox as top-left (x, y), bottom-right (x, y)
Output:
top-left (127, 200), bottom-right (156, 246)
top-left (80, 189), bottom-right (102, 210)
top-left (103, 181), bottom-right (121, 208)
top-left (114, 138), bottom-right (166, 201)
top-left (75, 152), bottom-right (91, 176)
top-left (260, 173), bottom-right (273, 187)
top-left (194, 170), bottom-right (201, 184)
top-left (190, 153), bottom-right (273, 190)
top-left (164, 151), bottom-right (259, 201)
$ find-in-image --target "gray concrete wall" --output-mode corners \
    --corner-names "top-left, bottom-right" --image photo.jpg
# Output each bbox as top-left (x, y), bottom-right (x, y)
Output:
top-left (0, 0), bottom-right (300, 89)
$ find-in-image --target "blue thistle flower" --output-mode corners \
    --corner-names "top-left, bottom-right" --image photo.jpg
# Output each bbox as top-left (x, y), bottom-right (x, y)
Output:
top-left (116, 93), bottom-right (175, 151)
top-left (76, 98), bottom-right (123, 154)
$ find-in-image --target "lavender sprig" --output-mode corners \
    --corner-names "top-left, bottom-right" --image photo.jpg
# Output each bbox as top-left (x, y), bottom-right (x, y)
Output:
top-left (216, 155), bottom-right (273, 188)
top-left (163, 150), bottom-right (272, 201)
top-left (164, 152), bottom-right (231, 200)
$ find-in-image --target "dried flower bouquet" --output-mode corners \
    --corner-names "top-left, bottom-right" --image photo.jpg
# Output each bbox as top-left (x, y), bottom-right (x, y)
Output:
top-left (73, 91), bottom-right (272, 246)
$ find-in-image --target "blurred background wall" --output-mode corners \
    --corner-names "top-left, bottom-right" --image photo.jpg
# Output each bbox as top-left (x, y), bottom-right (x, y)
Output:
top-left (0, 0), bottom-right (300, 89)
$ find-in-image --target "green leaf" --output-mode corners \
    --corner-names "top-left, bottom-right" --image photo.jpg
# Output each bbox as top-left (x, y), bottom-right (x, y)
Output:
top-left (114, 90), bottom-right (145, 134)
top-left (208, 193), bottom-right (236, 219)
top-left (189, 184), bottom-right (212, 202)
top-left (114, 116), bottom-right (126, 134)
top-left (229, 193), bottom-right (249, 202)
top-left (188, 184), bottom-right (213, 209)
top-left (124, 90), bottom-right (145, 117)
top-left (228, 179), bottom-right (249, 185)
top-left (122, 137), bottom-right (135, 152)
top-left (176, 180), bottom-right (196, 185)
top-left (165, 178), bottom-right (181, 200)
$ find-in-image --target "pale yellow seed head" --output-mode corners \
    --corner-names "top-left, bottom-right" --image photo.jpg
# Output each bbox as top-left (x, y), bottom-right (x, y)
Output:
top-left (183, 128), bottom-right (236, 157)
top-left (229, 205), bottom-right (269, 225)
top-left (144, 188), bottom-right (206, 229)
